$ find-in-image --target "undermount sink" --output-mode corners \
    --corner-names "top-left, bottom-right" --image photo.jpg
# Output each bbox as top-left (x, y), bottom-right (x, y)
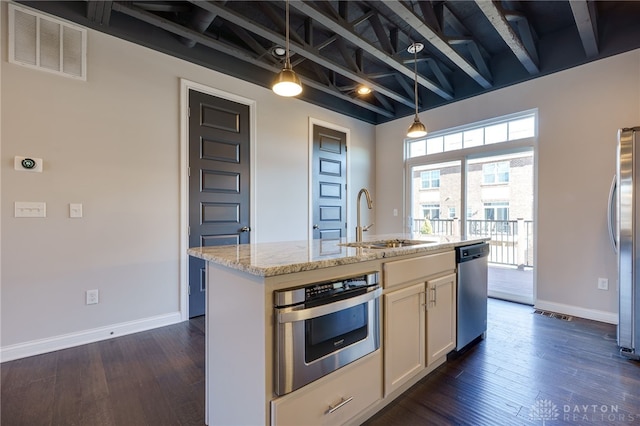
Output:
top-left (340, 238), bottom-right (439, 249)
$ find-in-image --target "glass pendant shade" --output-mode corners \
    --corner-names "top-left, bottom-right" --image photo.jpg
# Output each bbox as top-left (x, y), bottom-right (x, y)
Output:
top-left (407, 115), bottom-right (427, 138)
top-left (273, 61), bottom-right (302, 97)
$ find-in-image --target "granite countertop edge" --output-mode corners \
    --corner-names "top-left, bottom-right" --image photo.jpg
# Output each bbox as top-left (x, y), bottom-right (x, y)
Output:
top-left (188, 235), bottom-right (490, 278)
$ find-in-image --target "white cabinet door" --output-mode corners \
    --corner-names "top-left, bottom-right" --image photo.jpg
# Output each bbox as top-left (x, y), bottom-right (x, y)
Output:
top-left (426, 273), bottom-right (457, 366)
top-left (383, 282), bottom-right (425, 396)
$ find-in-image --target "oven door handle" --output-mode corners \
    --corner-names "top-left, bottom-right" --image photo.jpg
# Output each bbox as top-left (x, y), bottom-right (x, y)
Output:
top-left (277, 287), bottom-right (382, 323)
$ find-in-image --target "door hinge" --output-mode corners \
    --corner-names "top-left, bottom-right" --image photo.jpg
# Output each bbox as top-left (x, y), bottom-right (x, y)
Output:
top-left (188, 107), bottom-right (191, 118)
top-left (188, 285), bottom-right (191, 296)
top-left (188, 226), bottom-right (191, 236)
top-left (188, 167), bottom-right (191, 177)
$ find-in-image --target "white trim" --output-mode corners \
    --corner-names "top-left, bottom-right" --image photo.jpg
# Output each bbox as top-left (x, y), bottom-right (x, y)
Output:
top-left (179, 78), bottom-right (257, 320)
top-left (535, 300), bottom-right (618, 324)
top-left (307, 118), bottom-right (351, 241)
top-left (0, 312), bottom-right (182, 363)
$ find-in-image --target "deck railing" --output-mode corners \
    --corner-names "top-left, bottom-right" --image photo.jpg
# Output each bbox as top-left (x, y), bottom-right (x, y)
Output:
top-left (413, 218), bottom-right (534, 267)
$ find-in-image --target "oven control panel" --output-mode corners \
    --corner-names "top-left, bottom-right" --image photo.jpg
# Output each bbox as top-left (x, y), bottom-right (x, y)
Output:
top-left (274, 271), bottom-right (379, 307)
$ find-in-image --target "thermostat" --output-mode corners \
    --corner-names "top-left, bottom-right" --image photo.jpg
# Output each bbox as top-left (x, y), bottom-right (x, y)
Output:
top-left (14, 156), bottom-right (43, 173)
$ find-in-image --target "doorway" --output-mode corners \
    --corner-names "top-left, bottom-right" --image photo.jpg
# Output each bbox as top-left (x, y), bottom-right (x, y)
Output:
top-left (406, 111), bottom-right (536, 305)
top-left (467, 152), bottom-right (534, 304)
top-left (311, 123), bottom-right (348, 240)
top-left (181, 81), bottom-right (254, 319)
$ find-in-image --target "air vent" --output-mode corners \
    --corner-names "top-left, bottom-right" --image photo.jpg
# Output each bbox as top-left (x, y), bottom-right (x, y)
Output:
top-left (8, 3), bottom-right (86, 80)
top-left (534, 309), bottom-right (573, 321)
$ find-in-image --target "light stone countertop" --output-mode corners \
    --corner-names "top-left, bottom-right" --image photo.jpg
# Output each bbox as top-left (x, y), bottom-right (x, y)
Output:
top-left (188, 234), bottom-right (489, 277)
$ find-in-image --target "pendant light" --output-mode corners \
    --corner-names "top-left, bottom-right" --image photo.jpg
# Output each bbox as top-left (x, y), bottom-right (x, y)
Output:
top-left (407, 42), bottom-right (427, 138)
top-left (272, 0), bottom-right (302, 97)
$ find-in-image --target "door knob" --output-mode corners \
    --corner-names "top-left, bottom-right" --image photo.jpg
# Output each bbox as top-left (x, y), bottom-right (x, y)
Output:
top-left (313, 224), bottom-right (319, 229)
top-left (240, 226), bottom-right (251, 232)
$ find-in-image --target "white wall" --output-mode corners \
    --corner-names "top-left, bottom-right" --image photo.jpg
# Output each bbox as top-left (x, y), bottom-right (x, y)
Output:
top-left (376, 49), bottom-right (640, 322)
top-left (0, 3), bottom-right (374, 359)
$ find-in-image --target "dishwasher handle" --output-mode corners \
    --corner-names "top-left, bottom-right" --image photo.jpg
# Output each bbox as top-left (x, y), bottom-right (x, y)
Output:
top-left (456, 243), bottom-right (490, 263)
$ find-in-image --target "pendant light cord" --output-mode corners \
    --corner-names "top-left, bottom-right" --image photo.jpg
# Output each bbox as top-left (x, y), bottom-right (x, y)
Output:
top-left (285, 0), bottom-right (291, 68)
top-left (413, 42), bottom-right (419, 117)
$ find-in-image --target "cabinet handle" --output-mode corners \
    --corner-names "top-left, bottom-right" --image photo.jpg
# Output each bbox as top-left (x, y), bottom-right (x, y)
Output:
top-left (327, 396), bottom-right (354, 414)
top-left (433, 286), bottom-right (437, 305)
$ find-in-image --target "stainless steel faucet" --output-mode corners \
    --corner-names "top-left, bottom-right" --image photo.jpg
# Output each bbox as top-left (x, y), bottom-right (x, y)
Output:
top-left (356, 188), bottom-right (374, 242)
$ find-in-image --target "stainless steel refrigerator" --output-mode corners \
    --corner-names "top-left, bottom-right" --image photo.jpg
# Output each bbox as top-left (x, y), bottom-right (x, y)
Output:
top-left (609, 127), bottom-right (640, 360)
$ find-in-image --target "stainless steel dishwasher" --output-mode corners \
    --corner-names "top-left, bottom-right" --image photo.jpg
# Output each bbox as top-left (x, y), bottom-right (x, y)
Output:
top-left (456, 242), bottom-right (490, 351)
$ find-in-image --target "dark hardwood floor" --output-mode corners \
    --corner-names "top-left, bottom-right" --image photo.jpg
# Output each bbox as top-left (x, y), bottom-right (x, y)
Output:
top-left (2, 299), bottom-right (639, 425)
top-left (1, 318), bottom-right (206, 426)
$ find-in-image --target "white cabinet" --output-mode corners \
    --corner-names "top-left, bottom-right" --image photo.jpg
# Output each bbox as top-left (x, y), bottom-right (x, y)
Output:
top-left (426, 273), bottom-right (457, 366)
top-left (382, 251), bottom-right (456, 396)
top-left (383, 282), bottom-right (425, 397)
top-left (271, 350), bottom-right (382, 426)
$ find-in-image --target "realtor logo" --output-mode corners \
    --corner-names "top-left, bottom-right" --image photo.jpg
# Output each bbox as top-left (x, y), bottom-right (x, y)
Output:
top-left (530, 399), bottom-right (560, 424)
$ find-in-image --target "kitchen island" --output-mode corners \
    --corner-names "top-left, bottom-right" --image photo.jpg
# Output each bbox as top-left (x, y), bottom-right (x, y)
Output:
top-left (188, 234), bottom-right (488, 426)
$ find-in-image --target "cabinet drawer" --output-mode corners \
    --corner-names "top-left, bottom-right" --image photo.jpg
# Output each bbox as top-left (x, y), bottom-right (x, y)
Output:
top-left (384, 251), bottom-right (455, 289)
top-left (271, 351), bottom-right (382, 426)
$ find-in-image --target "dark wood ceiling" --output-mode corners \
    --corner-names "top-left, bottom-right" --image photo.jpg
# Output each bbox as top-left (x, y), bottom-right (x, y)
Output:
top-left (20, 1), bottom-right (640, 124)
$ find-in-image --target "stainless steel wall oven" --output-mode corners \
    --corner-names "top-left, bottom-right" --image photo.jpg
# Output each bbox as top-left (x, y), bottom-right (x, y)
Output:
top-left (274, 272), bottom-right (381, 396)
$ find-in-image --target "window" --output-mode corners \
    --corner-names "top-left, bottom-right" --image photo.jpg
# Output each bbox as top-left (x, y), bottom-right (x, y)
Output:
top-left (420, 170), bottom-right (440, 189)
top-left (484, 202), bottom-right (509, 220)
top-left (483, 161), bottom-right (510, 184)
top-left (406, 111), bottom-right (536, 159)
top-left (448, 207), bottom-right (456, 218)
top-left (422, 204), bottom-right (440, 220)
top-left (484, 202), bottom-right (510, 233)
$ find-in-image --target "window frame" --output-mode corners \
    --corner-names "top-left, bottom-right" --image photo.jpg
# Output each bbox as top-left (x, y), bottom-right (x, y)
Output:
top-left (406, 110), bottom-right (537, 160)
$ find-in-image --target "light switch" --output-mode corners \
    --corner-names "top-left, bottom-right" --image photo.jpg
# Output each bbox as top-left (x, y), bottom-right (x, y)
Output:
top-left (69, 203), bottom-right (83, 218)
top-left (15, 202), bottom-right (46, 218)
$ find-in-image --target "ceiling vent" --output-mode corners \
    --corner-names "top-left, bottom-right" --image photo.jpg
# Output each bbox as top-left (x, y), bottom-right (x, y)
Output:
top-left (8, 3), bottom-right (86, 80)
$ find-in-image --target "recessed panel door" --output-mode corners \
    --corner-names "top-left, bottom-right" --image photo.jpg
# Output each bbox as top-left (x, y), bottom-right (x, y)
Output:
top-left (189, 90), bottom-right (250, 317)
top-left (312, 125), bottom-right (346, 240)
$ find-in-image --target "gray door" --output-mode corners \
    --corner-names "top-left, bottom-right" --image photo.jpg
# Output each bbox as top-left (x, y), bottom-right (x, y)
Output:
top-left (312, 125), bottom-right (347, 239)
top-left (189, 90), bottom-right (250, 317)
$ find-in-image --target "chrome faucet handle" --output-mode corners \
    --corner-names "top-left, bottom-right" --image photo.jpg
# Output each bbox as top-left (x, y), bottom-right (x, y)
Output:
top-left (363, 223), bottom-right (374, 232)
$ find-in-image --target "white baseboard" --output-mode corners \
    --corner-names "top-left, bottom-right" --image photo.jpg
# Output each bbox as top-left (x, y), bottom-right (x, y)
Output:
top-left (489, 291), bottom-right (534, 306)
top-left (0, 311), bottom-right (182, 363)
top-left (535, 300), bottom-right (618, 324)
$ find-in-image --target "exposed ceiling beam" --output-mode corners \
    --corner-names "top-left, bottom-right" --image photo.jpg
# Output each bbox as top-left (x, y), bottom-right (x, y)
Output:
top-left (384, 0), bottom-right (492, 89)
top-left (87, 1), bottom-right (113, 26)
top-left (474, 0), bottom-right (539, 74)
top-left (290, 0), bottom-right (453, 101)
top-left (441, 5), bottom-right (491, 80)
top-left (193, 0), bottom-right (414, 110)
top-left (111, 2), bottom-right (394, 118)
top-left (569, 0), bottom-right (599, 58)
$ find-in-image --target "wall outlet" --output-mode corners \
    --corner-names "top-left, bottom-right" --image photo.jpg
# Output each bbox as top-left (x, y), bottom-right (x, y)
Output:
top-left (86, 289), bottom-right (99, 305)
top-left (597, 278), bottom-right (609, 291)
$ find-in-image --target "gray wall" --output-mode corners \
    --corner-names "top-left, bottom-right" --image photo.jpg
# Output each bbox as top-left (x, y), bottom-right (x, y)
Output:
top-left (376, 49), bottom-right (640, 322)
top-left (0, 3), bottom-right (375, 357)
